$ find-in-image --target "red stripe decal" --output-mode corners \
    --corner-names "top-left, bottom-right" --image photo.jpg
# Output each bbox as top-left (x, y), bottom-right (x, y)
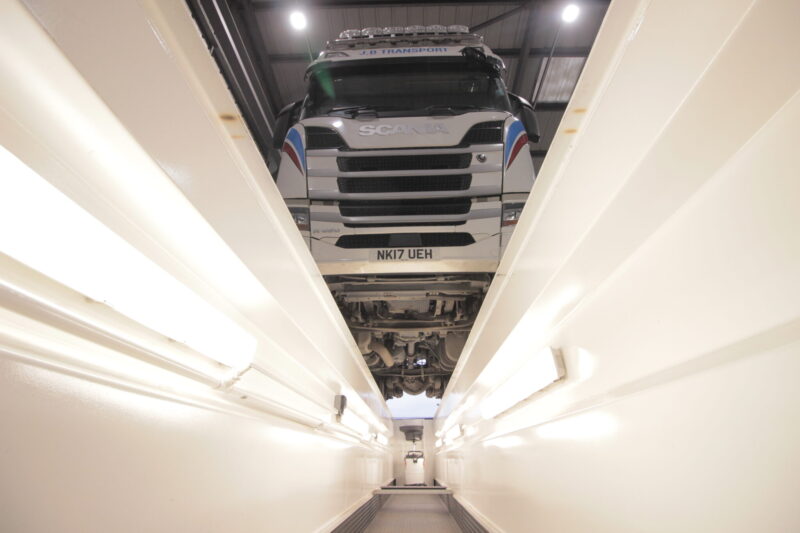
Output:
top-left (507, 133), bottom-right (529, 168)
top-left (282, 142), bottom-right (303, 173)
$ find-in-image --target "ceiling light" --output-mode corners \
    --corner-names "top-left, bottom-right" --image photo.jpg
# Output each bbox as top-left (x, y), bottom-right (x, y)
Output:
top-left (289, 11), bottom-right (307, 31)
top-left (0, 145), bottom-right (257, 370)
top-left (480, 347), bottom-right (565, 419)
top-left (561, 4), bottom-right (580, 23)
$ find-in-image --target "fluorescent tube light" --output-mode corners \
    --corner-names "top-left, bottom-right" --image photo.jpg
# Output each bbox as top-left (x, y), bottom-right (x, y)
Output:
top-left (480, 347), bottom-right (565, 419)
top-left (0, 145), bottom-right (257, 370)
top-left (444, 424), bottom-right (462, 444)
top-left (376, 434), bottom-right (389, 446)
top-left (340, 409), bottom-right (370, 436)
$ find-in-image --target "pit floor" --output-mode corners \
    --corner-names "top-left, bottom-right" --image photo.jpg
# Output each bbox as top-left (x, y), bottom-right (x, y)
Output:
top-left (364, 494), bottom-right (461, 532)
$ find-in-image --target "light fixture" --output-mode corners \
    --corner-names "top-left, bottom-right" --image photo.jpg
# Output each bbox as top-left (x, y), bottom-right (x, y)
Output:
top-left (340, 409), bottom-right (370, 436)
top-left (376, 434), bottom-right (389, 446)
top-left (536, 412), bottom-right (617, 441)
top-left (442, 405), bottom-right (464, 433)
top-left (561, 4), bottom-right (580, 23)
top-left (502, 202), bottom-right (525, 227)
top-left (482, 435), bottom-right (524, 449)
top-left (480, 347), bottom-right (565, 419)
top-left (434, 438), bottom-right (443, 448)
top-left (444, 424), bottom-right (462, 444)
top-left (0, 145), bottom-right (257, 370)
top-left (289, 11), bottom-right (307, 31)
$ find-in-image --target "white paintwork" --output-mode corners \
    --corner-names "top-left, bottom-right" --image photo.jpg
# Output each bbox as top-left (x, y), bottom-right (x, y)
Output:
top-left (2, 0), bottom-right (799, 531)
top-left (435, 0), bottom-right (800, 531)
top-left (0, 0), bottom-right (392, 531)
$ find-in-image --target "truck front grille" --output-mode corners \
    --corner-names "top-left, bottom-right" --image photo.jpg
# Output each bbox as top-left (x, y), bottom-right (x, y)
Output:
top-left (339, 198), bottom-right (471, 217)
top-left (337, 174), bottom-right (471, 194)
top-left (335, 233), bottom-right (476, 249)
top-left (337, 153), bottom-right (471, 172)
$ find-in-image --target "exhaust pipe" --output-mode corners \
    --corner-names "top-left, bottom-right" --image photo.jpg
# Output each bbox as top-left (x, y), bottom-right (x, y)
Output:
top-left (369, 339), bottom-right (395, 368)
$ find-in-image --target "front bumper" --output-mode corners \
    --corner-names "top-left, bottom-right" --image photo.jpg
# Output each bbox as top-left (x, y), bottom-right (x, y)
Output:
top-left (310, 199), bottom-right (503, 275)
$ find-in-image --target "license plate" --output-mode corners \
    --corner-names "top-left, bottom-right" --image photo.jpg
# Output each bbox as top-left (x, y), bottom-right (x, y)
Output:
top-left (370, 248), bottom-right (439, 261)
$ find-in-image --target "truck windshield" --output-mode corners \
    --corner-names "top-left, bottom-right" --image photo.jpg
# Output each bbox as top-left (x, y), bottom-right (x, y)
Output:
top-left (304, 60), bottom-right (510, 118)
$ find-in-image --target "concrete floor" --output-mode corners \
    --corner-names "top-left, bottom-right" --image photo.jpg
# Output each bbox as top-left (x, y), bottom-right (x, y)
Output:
top-left (364, 495), bottom-right (461, 533)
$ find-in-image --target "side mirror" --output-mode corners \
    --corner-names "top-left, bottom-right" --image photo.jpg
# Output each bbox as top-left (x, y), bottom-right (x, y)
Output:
top-left (508, 93), bottom-right (540, 143)
top-left (269, 99), bottom-right (304, 176)
top-left (272, 99), bottom-right (304, 150)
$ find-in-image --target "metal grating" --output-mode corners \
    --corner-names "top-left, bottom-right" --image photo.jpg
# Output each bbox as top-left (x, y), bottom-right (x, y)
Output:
top-left (441, 494), bottom-right (489, 533)
top-left (339, 198), bottom-right (471, 217)
top-left (344, 221), bottom-right (466, 228)
top-left (331, 494), bottom-right (390, 533)
top-left (335, 233), bottom-right (475, 248)
top-left (337, 174), bottom-right (471, 194)
top-left (338, 153), bottom-right (471, 172)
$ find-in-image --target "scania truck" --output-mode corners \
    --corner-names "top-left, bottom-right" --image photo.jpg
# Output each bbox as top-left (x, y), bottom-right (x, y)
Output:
top-left (272, 25), bottom-right (540, 400)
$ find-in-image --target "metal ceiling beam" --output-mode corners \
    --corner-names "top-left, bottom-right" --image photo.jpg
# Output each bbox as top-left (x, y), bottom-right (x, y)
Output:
top-left (469, 4), bottom-right (527, 33)
top-left (267, 46), bottom-right (590, 63)
top-left (234, 0), bottom-right (286, 114)
top-left (532, 102), bottom-right (567, 111)
top-left (252, 0), bottom-right (519, 8)
top-left (186, 0), bottom-right (277, 157)
top-left (495, 46), bottom-right (591, 57)
top-left (252, 0), bottom-right (609, 7)
top-left (510, 2), bottom-right (538, 94)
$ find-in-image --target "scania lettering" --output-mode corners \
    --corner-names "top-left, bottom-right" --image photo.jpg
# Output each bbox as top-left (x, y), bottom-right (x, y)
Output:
top-left (273, 25), bottom-right (540, 401)
top-left (358, 124), bottom-right (450, 136)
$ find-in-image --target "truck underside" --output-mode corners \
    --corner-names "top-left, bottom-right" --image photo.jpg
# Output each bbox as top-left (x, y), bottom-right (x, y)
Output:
top-left (326, 273), bottom-right (491, 399)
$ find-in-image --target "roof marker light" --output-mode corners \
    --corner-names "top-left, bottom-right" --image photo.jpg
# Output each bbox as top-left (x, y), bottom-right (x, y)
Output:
top-left (289, 11), bottom-right (307, 31)
top-left (447, 25), bottom-right (470, 34)
top-left (561, 4), bottom-right (580, 23)
top-left (385, 26), bottom-right (405, 36)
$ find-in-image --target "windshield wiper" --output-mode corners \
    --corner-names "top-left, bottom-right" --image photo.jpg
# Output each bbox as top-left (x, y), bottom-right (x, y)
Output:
top-left (324, 105), bottom-right (403, 118)
top-left (420, 105), bottom-right (496, 116)
top-left (324, 105), bottom-right (378, 118)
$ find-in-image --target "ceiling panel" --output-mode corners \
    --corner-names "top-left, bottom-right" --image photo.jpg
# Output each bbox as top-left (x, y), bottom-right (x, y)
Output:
top-left (533, 56), bottom-right (587, 102)
top-left (242, 0), bottom-right (609, 155)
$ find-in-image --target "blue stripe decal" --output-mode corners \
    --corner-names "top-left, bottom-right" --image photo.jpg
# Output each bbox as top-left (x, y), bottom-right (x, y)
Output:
top-left (286, 127), bottom-right (305, 172)
top-left (504, 120), bottom-right (525, 166)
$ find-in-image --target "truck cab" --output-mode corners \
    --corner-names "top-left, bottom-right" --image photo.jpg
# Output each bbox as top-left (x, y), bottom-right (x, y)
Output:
top-left (273, 26), bottom-right (540, 399)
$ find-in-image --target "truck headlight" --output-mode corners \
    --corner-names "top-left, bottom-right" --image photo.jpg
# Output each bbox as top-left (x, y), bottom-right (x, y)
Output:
top-left (288, 207), bottom-right (310, 231)
top-left (502, 202), bottom-right (525, 227)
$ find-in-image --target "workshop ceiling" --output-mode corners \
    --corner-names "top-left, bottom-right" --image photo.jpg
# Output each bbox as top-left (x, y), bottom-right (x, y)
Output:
top-left (189, 0), bottom-right (610, 170)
